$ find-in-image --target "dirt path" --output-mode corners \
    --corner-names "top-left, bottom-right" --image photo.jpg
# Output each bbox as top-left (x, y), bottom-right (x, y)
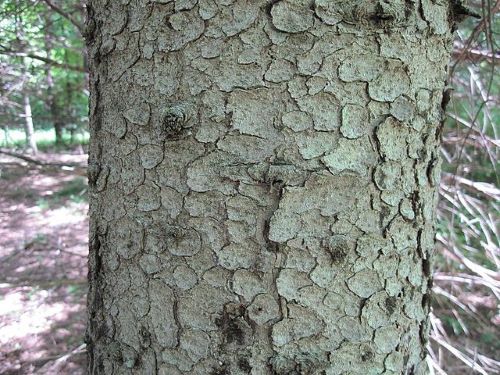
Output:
top-left (0, 152), bottom-right (88, 374)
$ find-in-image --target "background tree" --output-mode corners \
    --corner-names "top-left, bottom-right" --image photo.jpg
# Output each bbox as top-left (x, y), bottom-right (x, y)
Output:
top-left (0, 0), bottom-right (87, 149)
top-left (85, 1), bottom-right (468, 374)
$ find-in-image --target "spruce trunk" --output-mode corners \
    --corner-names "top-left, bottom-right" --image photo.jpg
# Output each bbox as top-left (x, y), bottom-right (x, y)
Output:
top-left (86, 1), bottom-right (455, 374)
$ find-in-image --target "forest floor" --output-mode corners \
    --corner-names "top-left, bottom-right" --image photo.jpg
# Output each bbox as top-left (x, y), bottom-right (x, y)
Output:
top-left (0, 151), bottom-right (88, 374)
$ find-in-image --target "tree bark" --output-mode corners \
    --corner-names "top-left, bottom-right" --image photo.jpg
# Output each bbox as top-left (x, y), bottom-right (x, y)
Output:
top-left (54, 121), bottom-right (64, 146)
top-left (44, 17), bottom-right (65, 147)
top-left (23, 93), bottom-right (37, 154)
top-left (86, 1), bottom-right (455, 374)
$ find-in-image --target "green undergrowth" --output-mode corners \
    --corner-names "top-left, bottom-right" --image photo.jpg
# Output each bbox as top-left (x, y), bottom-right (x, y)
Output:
top-left (1, 128), bottom-right (89, 150)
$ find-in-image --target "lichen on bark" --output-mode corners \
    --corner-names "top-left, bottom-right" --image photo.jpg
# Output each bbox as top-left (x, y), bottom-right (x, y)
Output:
top-left (87, 1), bottom-right (454, 374)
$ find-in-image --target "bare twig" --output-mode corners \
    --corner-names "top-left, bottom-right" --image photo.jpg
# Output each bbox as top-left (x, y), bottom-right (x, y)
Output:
top-left (0, 148), bottom-right (86, 168)
top-left (452, 45), bottom-right (500, 63)
top-left (24, 343), bottom-right (86, 369)
top-left (0, 49), bottom-right (86, 72)
top-left (0, 278), bottom-right (87, 289)
top-left (40, 0), bottom-right (83, 33)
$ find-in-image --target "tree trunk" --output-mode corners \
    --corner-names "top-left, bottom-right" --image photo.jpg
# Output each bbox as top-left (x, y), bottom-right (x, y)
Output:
top-left (23, 93), bottom-right (37, 154)
top-left (54, 121), bottom-right (64, 145)
top-left (44, 15), bottom-right (65, 147)
top-left (86, 1), bottom-right (456, 374)
top-left (46, 61), bottom-right (66, 147)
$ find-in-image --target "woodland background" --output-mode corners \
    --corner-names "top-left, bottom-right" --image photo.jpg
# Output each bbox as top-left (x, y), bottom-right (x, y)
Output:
top-left (0, 0), bottom-right (498, 374)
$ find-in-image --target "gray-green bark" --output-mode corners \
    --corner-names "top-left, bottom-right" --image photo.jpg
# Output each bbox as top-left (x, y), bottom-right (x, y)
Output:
top-left (86, 1), bottom-right (455, 374)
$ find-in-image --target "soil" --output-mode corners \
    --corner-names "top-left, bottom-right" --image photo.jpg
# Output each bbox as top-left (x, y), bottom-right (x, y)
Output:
top-left (0, 151), bottom-right (88, 374)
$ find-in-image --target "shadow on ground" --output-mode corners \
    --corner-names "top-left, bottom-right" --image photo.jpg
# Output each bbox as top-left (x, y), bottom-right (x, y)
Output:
top-left (0, 152), bottom-right (88, 374)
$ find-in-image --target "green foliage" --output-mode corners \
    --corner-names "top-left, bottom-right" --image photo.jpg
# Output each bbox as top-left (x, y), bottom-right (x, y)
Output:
top-left (479, 332), bottom-right (499, 350)
top-left (442, 316), bottom-right (466, 336)
top-left (32, 233), bottom-right (48, 245)
top-left (54, 177), bottom-right (87, 202)
top-left (0, 128), bottom-right (89, 149)
top-left (0, 0), bottom-right (87, 138)
top-left (66, 284), bottom-right (85, 296)
top-left (35, 197), bottom-right (50, 210)
top-left (34, 177), bottom-right (88, 210)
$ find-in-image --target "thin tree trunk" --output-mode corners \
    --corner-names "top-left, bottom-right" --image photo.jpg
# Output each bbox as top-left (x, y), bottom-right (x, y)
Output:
top-left (46, 64), bottom-right (65, 147)
top-left (44, 14), bottom-right (65, 147)
top-left (54, 121), bottom-right (64, 145)
top-left (86, 1), bottom-right (457, 374)
top-left (18, 17), bottom-right (37, 155)
top-left (23, 94), bottom-right (37, 154)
